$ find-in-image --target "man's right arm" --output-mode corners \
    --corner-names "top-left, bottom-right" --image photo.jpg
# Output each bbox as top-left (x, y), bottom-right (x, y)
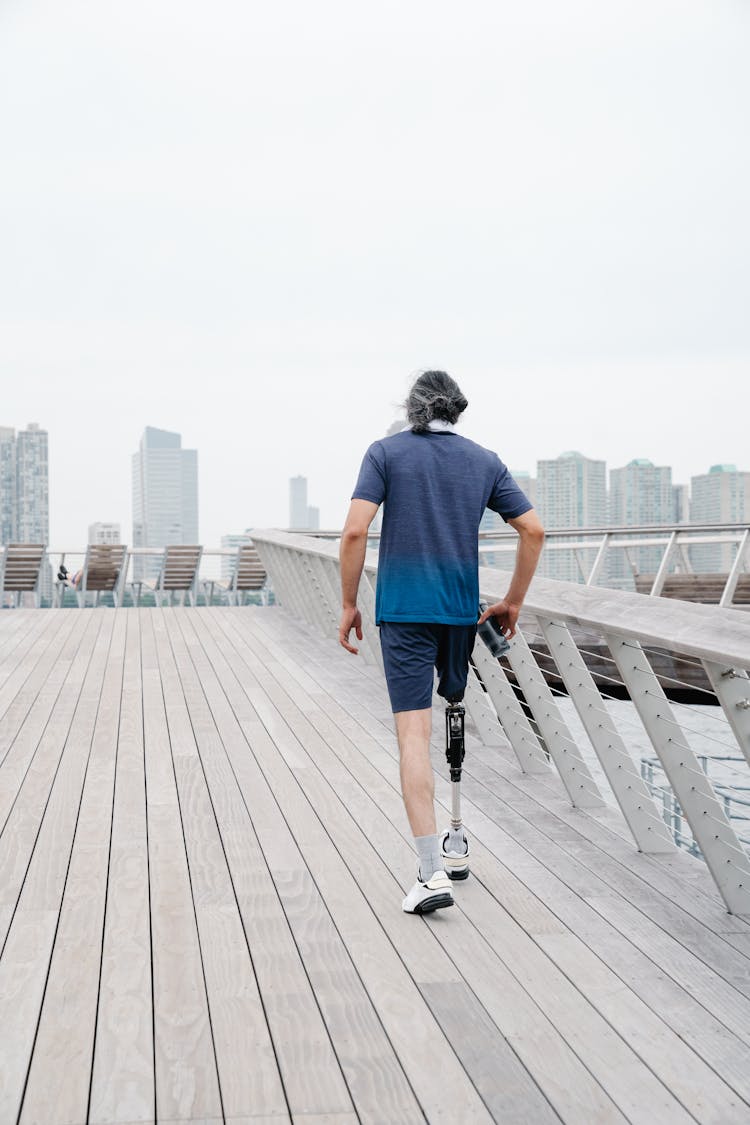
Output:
top-left (479, 509), bottom-right (544, 638)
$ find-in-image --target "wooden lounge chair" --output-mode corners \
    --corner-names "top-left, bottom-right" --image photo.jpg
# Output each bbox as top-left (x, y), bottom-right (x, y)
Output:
top-left (55, 544), bottom-right (128, 607)
top-left (0, 543), bottom-right (46, 607)
top-left (131, 544), bottom-right (203, 606)
top-left (204, 543), bottom-right (267, 606)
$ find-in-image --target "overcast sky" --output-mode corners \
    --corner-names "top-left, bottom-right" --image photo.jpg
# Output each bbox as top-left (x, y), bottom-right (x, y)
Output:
top-left (1, 0), bottom-right (748, 546)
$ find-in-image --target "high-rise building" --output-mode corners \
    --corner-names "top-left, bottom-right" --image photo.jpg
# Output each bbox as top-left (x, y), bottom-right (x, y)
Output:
top-left (535, 451), bottom-right (607, 581)
top-left (511, 470), bottom-right (536, 510)
top-left (0, 423), bottom-right (51, 600)
top-left (15, 423), bottom-right (49, 544)
top-left (89, 521), bottom-right (122, 545)
top-left (609, 459), bottom-right (673, 583)
top-left (0, 427), bottom-right (16, 545)
top-left (690, 465), bottom-right (750, 572)
top-left (132, 427), bottom-right (198, 580)
top-left (289, 476), bottom-right (308, 528)
top-left (673, 484), bottom-right (689, 525)
top-left (479, 507), bottom-right (505, 568)
top-left (289, 476), bottom-right (319, 530)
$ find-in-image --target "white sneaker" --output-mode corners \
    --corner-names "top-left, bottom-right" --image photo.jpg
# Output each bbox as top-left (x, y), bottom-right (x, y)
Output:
top-left (402, 870), bottom-right (454, 914)
top-left (441, 829), bottom-right (470, 881)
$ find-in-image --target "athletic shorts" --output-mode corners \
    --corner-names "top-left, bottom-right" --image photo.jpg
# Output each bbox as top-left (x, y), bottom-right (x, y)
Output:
top-left (378, 621), bottom-right (478, 713)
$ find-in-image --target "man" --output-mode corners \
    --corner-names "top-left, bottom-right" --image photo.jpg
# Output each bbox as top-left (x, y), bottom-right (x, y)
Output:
top-left (339, 371), bottom-right (545, 914)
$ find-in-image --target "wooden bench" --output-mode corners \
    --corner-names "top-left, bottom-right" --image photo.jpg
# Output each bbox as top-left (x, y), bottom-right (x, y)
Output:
top-left (636, 573), bottom-right (750, 606)
top-left (0, 544), bottom-right (46, 607)
top-left (131, 545), bottom-right (203, 606)
top-left (56, 544), bottom-right (128, 607)
top-left (204, 543), bottom-right (267, 606)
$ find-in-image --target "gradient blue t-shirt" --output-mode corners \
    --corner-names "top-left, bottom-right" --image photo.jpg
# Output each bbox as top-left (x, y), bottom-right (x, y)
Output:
top-left (352, 427), bottom-right (533, 625)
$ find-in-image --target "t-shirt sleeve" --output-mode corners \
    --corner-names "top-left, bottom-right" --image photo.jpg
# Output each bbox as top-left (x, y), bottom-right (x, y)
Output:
top-left (352, 441), bottom-right (387, 506)
top-left (487, 458), bottom-right (534, 521)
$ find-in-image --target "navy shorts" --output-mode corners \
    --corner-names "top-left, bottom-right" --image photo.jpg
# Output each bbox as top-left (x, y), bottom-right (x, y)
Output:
top-left (379, 622), bottom-right (478, 713)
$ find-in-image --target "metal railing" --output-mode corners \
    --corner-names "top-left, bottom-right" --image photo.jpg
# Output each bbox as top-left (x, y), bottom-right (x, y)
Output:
top-left (250, 528), bottom-right (750, 917)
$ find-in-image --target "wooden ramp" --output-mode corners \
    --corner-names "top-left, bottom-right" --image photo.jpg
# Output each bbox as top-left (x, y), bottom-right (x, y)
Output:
top-left (1, 607), bottom-right (750, 1125)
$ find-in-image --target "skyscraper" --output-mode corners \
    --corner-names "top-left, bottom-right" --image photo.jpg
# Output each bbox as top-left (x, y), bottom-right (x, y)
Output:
top-left (0, 423), bottom-right (49, 544)
top-left (132, 427), bottom-right (198, 579)
top-left (0, 423), bottom-right (51, 600)
top-left (535, 452), bottom-right (607, 581)
top-left (288, 476), bottom-right (319, 530)
top-left (15, 423), bottom-right (49, 543)
top-left (690, 465), bottom-right (750, 572)
top-left (609, 459), bottom-right (673, 584)
top-left (0, 427), bottom-right (16, 545)
top-left (289, 475), bottom-right (308, 528)
top-left (672, 484), bottom-right (689, 524)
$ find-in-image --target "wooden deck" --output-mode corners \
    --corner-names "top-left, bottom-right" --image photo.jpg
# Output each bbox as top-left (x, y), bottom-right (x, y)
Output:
top-left (2, 607), bottom-right (750, 1125)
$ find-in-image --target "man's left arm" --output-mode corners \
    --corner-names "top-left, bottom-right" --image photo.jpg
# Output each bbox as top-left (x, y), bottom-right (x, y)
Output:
top-left (339, 499), bottom-right (379, 653)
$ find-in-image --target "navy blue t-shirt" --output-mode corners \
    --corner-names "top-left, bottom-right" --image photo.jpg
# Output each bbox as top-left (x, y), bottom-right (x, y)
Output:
top-left (352, 428), bottom-right (533, 625)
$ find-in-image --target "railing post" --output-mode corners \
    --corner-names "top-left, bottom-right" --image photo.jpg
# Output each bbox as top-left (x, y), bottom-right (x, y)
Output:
top-left (470, 642), bottom-right (551, 774)
top-left (606, 633), bottom-right (750, 915)
top-left (504, 630), bottom-right (606, 808)
top-left (650, 531), bottom-right (677, 595)
top-left (538, 618), bottom-right (674, 852)
top-left (587, 533), bottom-right (610, 586)
top-left (463, 670), bottom-right (507, 746)
top-left (720, 528), bottom-right (749, 608)
top-left (702, 661), bottom-right (750, 769)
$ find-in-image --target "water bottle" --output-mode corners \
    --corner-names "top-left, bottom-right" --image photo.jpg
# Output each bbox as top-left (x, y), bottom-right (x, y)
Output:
top-left (478, 601), bottom-right (511, 657)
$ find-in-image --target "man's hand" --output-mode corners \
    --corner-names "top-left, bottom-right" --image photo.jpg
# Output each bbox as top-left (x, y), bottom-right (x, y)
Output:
top-left (478, 599), bottom-right (521, 639)
top-left (339, 606), bottom-right (363, 654)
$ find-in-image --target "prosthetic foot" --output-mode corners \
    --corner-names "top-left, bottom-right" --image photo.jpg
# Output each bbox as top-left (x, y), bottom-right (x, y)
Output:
top-left (441, 698), bottom-right (470, 880)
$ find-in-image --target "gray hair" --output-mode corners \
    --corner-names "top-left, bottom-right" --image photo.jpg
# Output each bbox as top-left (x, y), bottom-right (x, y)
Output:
top-left (405, 371), bottom-right (468, 434)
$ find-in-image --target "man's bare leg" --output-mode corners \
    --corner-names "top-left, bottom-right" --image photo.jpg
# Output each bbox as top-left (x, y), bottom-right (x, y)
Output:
top-left (395, 708), bottom-right (435, 836)
top-left (394, 706), bottom-right (450, 898)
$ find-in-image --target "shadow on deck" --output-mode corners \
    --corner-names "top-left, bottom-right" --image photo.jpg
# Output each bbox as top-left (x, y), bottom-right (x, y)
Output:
top-left (1, 607), bottom-right (750, 1124)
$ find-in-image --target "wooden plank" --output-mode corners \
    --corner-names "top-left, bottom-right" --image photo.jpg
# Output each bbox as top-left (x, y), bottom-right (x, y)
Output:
top-left (0, 610), bottom-right (112, 1124)
top-left (420, 981), bottom-right (560, 1124)
top-left (165, 610), bottom-right (362, 1119)
top-left (210, 609), bottom-right (631, 1124)
top-left (0, 610), bottom-right (81, 759)
top-left (0, 611), bottom-right (102, 948)
top-left (20, 611), bottom-right (128, 1125)
top-left (134, 608), bottom-right (222, 1123)
top-left (89, 611), bottom-right (155, 1124)
top-left (182, 608), bottom-right (425, 1123)
top-left (253, 609), bottom-right (750, 1117)
top-left (0, 612), bottom-right (85, 812)
top-left (151, 609), bottom-right (289, 1120)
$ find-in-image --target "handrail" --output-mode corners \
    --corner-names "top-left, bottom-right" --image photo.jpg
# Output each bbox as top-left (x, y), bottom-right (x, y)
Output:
top-left (250, 528), bottom-right (750, 918)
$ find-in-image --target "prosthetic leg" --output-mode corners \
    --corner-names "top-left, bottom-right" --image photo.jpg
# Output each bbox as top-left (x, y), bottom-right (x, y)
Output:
top-left (441, 697), bottom-right (470, 880)
top-left (440, 604), bottom-right (511, 881)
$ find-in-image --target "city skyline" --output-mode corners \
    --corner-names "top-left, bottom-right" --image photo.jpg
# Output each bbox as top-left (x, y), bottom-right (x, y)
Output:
top-left (3, 415), bottom-right (749, 547)
top-left (1, 3), bottom-right (748, 552)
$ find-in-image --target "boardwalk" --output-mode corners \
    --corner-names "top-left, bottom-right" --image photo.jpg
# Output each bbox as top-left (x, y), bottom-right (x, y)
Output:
top-left (1, 607), bottom-right (750, 1124)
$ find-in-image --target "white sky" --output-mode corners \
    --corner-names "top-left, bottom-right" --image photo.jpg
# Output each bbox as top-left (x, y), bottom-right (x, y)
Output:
top-left (1, 0), bottom-right (748, 546)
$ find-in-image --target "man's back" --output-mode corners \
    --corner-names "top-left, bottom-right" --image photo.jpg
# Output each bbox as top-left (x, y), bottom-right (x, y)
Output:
top-left (352, 426), bottom-right (531, 624)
